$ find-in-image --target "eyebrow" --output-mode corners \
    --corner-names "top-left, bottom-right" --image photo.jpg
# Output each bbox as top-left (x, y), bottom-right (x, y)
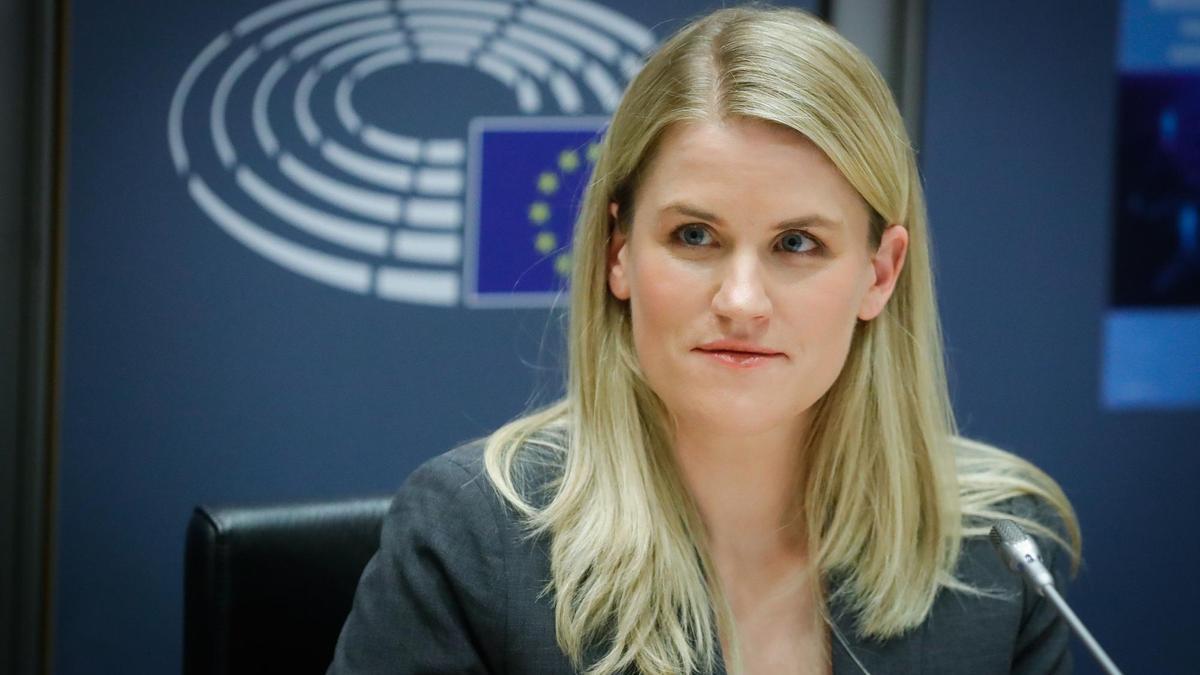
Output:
top-left (660, 201), bottom-right (843, 231)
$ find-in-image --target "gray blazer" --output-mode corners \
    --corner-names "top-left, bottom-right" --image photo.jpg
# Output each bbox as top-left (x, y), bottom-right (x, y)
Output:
top-left (327, 443), bottom-right (1072, 674)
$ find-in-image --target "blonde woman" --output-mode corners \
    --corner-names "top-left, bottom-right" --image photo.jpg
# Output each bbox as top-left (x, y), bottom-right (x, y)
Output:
top-left (329, 6), bottom-right (1079, 675)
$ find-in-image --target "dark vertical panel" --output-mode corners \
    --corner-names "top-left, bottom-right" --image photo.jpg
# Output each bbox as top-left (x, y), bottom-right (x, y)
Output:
top-left (0, 0), bottom-right (63, 672)
top-left (900, 0), bottom-right (925, 150)
top-left (828, 0), bottom-right (927, 150)
top-left (923, 1), bottom-right (1196, 672)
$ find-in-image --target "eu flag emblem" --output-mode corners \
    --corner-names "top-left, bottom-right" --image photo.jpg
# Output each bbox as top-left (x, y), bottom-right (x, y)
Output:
top-left (464, 117), bottom-right (607, 308)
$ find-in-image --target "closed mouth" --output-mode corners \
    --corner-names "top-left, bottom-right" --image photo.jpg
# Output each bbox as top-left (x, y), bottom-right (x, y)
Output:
top-left (693, 348), bottom-right (784, 366)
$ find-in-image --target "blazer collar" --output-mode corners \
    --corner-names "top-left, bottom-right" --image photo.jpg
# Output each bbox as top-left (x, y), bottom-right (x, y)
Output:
top-left (827, 587), bottom-right (925, 675)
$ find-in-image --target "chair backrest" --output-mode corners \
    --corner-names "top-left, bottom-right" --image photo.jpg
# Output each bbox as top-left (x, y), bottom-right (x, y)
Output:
top-left (184, 496), bottom-right (391, 675)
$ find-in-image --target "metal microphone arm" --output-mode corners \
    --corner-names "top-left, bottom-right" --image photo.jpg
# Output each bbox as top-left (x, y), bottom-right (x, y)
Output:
top-left (1039, 584), bottom-right (1122, 675)
top-left (989, 519), bottom-right (1124, 675)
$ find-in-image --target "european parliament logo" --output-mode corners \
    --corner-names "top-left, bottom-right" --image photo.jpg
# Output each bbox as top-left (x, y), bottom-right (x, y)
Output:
top-left (465, 117), bottom-right (605, 307)
top-left (167, 0), bottom-right (654, 307)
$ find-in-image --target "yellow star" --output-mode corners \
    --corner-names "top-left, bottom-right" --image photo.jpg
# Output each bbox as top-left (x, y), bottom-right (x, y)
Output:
top-left (537, 171), bottom-right (559, 195)
top-left (535, 231), bottom-right (557, 254)
top-left (586, 142), bottom-right (601, 164)
top-left (558, 149), bottom-right (580, 173)
top-left (528, 201), bottom-right (550, 224)
top-left (554, 252), bottom-right (572, 277)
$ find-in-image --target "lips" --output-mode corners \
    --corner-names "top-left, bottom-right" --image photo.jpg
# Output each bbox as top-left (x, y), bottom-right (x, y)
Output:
top-left (693, 340), bottom-right (785, 368)
top-left (694, 340), bottom-right (784, 356)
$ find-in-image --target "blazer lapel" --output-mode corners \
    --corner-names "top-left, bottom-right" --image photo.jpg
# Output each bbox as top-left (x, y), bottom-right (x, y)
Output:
top-left (828, 590), bottom-right (925, 675)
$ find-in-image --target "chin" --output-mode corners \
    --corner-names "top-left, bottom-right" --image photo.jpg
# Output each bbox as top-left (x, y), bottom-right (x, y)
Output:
top-left (670, 394), bottom-right (805, 438)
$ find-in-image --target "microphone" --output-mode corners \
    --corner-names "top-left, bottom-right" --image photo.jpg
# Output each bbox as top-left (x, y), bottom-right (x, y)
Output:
top-left (989, 519), bottom-right (1055, 589)
top-left (989, 519), bottom-right (1124, 675)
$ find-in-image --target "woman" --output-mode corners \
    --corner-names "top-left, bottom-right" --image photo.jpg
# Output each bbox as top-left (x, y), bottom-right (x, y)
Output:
top-left (329, 6), bottom-right (1080, 674)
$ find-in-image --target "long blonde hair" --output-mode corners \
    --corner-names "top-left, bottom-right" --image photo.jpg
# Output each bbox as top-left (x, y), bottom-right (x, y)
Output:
top-left (483, 7), bottom-right (1080, 674)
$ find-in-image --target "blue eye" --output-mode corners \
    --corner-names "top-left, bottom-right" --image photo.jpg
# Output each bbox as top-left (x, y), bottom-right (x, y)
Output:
top-left (676, 224), bottom-right (713, 246)
top-left (779, 231), bottom-right (818, 254)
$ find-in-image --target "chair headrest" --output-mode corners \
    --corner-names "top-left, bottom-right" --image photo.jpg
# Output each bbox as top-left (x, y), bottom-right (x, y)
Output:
top-left (184, 496), bottom-right (391, 675)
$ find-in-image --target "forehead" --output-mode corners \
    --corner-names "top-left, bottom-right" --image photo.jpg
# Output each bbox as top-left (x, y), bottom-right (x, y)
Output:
top-left (631, 119), bottom-right (870, 231)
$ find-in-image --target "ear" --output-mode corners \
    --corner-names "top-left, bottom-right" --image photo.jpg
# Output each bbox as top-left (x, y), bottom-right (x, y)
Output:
top-left (607, 202), bottom-right (630, 301)
top-left (858, 225), bottom-right (909, 321)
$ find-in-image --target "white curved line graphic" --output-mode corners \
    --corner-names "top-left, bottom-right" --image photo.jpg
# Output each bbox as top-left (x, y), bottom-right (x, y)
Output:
top-left (253, 56), bottom-right (290, 156)
top-left (470, 50), bottom-right (548, 113)
top-left (548, 70), bottom-right (583, 113)
top-left (519, 7), bottom-right (619, 61)
top-left (423, 139), bottom-right (465, 165)
top-left (503, 24), bottom-right (583, 71)
top-left (291, 16), bottom-right (398, 61)
top-left (406, 197), bottom-right (462, 229)
top-left (261, 0), bottom-right (389, 50)
top-left (536, 0), bottom-right (655, 52)
top-left (488, 38), bottom-right (551, 78)
top-left (375, 266), bottom-right (458, 305)
top-left (169, 31), bottom-right (231, 174)
top-left (397, 0), bottom-right (514, 19)
top-left (235, 0), bottom-right (340, 37)
top-left (237, 166), bottom-right (390, 254)
top-left (334, 75), bottom-right (361, 132)
top-left (618, 52), bottom-right (642, 80)
top-left (278, 152), bottom-right (402, 222)
top-left (358, 134), bottom-right (463, 167)
top-left (405, 14), bottom-right (499, 34)
top-left (294, 68), bottom-right (322, 144)
top-left (418, 46), bottom-right (474, 65)
top-left (190, 176), bottom-right (372, 292)
top-left (415, 167), bottom-right (463, 195)
top-left (350, 46), bottom-right (414, 79)
top-left (412, 31), bottom-right (485, 51)
top-left (321, 139), bottom-right (414, 190)
top-left (319, 32), bottom-right (406, 71)
top-left (515, 77), bottom-right (542, 113)
top-left (582, 60), bottom-right (620, 110)
top-left (475, 53), bottom-right (519, 86)
top-left (392, 230), bottom-right (462, 264)
top-left (361, 125), bottom-right (421, 161)
top-left (211, 45), bottom-right (260, 169)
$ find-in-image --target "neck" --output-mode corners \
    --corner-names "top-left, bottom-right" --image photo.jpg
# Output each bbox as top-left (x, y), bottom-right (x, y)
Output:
top-left (671, 415), bottom-right (810, 566)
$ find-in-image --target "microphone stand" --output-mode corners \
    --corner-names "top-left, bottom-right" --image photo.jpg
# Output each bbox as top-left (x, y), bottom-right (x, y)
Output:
top-left (1039, 584), bottom-right (1123, 675)
top-left (989, 519), bottom-right (1123, 675)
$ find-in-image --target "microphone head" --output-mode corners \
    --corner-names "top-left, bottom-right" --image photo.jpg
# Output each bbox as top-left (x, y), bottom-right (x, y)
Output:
top-left (990, 518), bottom-right (1030, 549)
top-left (989, 518), bottom-right (1055, 589)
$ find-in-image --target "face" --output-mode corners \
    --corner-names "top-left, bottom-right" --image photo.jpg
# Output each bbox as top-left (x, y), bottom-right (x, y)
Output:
top-left (607, 119), bottom-right (908, 442)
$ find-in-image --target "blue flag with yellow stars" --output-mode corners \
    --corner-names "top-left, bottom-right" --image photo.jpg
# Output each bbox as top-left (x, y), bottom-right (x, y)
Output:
top-left (465, 117), bottom-right (607, 307)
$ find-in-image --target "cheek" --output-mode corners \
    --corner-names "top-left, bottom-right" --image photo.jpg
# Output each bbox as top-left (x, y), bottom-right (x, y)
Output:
top-left (626, 255), bottom-right (705, 371)
top-left (635, 258), bottom-right (699, 309)
top-left (781, 268), bottom-right (867, 359)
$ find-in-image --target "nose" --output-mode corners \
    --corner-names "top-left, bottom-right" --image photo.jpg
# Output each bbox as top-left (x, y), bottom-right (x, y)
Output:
top-left (711, 251), bottom-right (772, 326)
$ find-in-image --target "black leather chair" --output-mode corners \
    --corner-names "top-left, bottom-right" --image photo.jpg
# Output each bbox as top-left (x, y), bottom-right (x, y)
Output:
top-left (184, 496), bottom-right (391, 675)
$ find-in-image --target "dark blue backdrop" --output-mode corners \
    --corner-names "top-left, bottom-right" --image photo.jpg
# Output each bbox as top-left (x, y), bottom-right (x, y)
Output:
top-left (923, 2), bottom-right (1198, 672)
top-left (54, 1), bottom-right (1193, 674)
